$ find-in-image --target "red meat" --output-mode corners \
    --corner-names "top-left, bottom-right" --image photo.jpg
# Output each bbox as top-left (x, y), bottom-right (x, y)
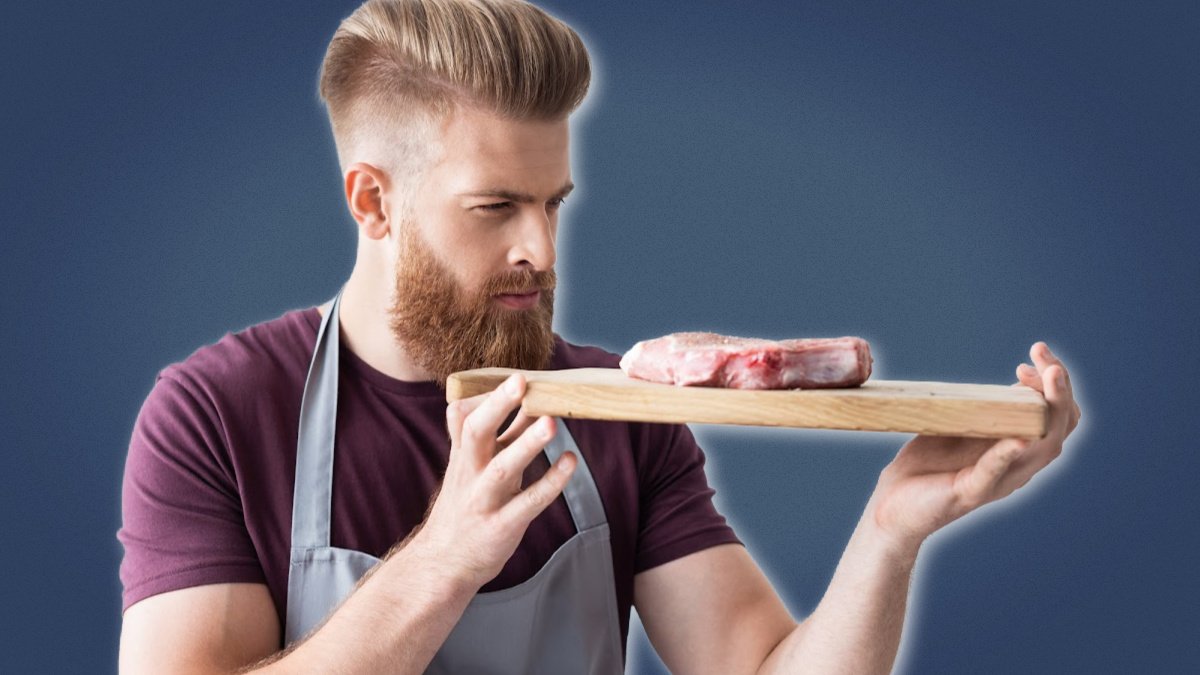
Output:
top-left (619, 332), bottom-right (873, 389)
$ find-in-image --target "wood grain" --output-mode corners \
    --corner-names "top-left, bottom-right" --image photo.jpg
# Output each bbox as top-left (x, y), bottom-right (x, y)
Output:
top-left (446, 367), bottom-right (1048, 439)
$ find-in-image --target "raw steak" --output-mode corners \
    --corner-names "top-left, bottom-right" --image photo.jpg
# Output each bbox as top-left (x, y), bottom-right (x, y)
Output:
top-left (619, 332), bottom-right (873, 389)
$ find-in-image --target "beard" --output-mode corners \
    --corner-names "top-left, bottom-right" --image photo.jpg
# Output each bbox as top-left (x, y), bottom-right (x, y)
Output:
top-left (386, 221), bottom-right (557, 388)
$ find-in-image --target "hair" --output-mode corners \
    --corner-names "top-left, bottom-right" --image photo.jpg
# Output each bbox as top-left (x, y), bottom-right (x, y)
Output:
top-left (318, 0), bottom-right (591, 187)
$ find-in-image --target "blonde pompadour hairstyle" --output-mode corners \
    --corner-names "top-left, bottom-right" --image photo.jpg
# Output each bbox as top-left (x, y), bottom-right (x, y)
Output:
top-left (318, 0), bottom-right (591, 182)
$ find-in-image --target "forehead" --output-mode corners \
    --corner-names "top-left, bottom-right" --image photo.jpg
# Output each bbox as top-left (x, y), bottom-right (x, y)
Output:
top-left (427, 106), bottom-right (571, 190)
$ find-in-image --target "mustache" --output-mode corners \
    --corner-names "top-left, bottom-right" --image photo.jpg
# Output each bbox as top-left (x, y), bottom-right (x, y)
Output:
top-left (479, 268), bottom-right (557, 296)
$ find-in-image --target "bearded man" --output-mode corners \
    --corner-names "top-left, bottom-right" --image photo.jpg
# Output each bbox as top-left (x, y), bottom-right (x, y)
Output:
top-left (117, 1), bottom-right (1081, 673)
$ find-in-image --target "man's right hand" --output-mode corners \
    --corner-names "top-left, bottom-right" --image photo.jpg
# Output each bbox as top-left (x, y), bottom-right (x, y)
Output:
top-left (410, 373), bottom-right (577, 590)
top-left (120, 373), bottom-right (575, 674)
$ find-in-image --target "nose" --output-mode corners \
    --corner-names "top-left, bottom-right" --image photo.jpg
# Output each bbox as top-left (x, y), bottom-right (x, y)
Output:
top-left (508, 208), bottom-right (557, 271)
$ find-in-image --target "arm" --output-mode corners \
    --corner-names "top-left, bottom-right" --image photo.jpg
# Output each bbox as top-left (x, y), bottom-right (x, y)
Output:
top-left (634, 523), bottom-right (913, 675)
top-left (249, 536), bottom-right (480, 674)
top-left (637, 341), bottom-right (1082, 674)
top-left (119, 538), bottom-right (478, 674)
top-left (634, 544), bottom-right (797, 675)
top-left (120, 373), bottom-right (571, 674)
top-left (120, 584), bottom-right (280, 674)
top-left (753, 506), bottom-right (919, 674)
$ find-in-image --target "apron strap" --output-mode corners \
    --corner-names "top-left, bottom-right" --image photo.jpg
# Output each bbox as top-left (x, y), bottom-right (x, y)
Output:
top-left (289, 288), bottom-right (344, 549)
top-left (543, 418), bottom-right (607, 532)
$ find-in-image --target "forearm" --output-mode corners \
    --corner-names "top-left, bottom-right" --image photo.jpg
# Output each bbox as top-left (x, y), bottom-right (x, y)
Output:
top-left (758, 506), bottom-right (920, 675)
top-left (249, 538), bottom-right (478, 674)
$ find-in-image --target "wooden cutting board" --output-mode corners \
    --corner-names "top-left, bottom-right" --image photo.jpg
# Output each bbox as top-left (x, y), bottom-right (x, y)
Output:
top-left (446, 367), bottom-right (1048, 439)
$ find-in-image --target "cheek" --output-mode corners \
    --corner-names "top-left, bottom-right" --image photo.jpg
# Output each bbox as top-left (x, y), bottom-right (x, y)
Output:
top-left (435, 239), bottom-right (486, 286)
top-left (419, 206), bottom-right (512, 288)
top-left (447, 238), bottom-right (508, 284)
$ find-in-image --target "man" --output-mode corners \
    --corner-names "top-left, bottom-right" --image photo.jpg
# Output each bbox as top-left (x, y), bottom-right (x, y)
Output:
top-left (117, 0), bottom-right (1082, 672)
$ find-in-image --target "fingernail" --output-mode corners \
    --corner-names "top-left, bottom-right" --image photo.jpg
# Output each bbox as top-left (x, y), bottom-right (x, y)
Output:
top-left (504, 376), bottom-right (520, 395)
top-left (557, 451), bottom-right (574, 474)
top-left (1056, 370), bottom-right (1065, 387)
top-left (537, 418), bottom-right (552, 438)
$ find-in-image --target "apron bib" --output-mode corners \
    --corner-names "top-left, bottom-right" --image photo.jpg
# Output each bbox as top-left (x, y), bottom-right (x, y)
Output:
top-left (284, 288), bottom-right (624, 673)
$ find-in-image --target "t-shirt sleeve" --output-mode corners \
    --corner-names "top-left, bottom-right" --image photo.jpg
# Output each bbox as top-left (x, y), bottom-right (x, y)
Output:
top-left (117, 371), bottom-right (265, 612)
top-left (633, 421), bottom-right (743, 573)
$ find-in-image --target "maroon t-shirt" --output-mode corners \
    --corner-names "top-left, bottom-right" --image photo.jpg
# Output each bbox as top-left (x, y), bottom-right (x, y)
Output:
top-left (117, 306), bottom-right (742, 658)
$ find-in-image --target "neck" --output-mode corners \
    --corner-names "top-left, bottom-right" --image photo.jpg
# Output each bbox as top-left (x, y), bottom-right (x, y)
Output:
top-left (316, 267), bottom-right (436, 383)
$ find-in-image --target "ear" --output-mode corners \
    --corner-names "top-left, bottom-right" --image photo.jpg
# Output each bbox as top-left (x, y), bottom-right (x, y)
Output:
top-left (344, 162), bottom-right (392, 240)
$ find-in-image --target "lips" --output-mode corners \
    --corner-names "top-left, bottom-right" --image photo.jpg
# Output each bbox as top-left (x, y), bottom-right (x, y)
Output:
top-left (494, 289), bottom-right (541, 309)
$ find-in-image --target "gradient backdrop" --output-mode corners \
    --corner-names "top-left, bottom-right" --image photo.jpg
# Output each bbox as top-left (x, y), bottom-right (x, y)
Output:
top-left (3, 1), bottom-right (1197, 672)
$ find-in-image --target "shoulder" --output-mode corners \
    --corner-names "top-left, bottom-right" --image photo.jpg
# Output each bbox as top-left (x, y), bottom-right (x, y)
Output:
top-left (155, 306), bottom-right (319, 411)
top-left (127, 305), bottom-right (321, 506)
top-left (549, 334), bottom-right (623, 370)
top-left (119, 307), bottom-right (318, 615)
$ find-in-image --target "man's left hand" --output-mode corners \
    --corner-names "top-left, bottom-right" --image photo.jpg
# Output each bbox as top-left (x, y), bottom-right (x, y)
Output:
top-left (863, 341), bottom-right (1082, 555)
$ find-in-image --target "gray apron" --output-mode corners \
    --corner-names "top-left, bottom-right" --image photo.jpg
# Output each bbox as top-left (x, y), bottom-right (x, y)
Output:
top-left (284, 288), bottom-right (625, 673)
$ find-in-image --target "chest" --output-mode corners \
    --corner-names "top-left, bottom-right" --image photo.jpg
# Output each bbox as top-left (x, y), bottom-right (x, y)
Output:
top-left (234, 376), bottom-right (639, 597)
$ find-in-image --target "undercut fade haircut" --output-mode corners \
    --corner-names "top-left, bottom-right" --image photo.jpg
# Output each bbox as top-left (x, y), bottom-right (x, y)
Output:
top-left (318, 0), bottom-right (591, 188)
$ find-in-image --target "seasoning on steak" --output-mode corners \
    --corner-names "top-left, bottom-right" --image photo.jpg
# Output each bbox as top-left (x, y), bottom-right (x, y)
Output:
top-left (619, 332), bottom-right (873, 389)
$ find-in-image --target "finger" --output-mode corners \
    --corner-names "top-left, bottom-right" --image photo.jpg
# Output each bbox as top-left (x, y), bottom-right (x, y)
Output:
top-left (485, 416), bottom-right (557, 509)
top-left (1054, 373), bottom-right (1080, 436)
top-left (497, 409), bottom-right (535, 447)
top-left (1041, 364), bottom-right (1077, 443)
top-left (1033, 342), bottom-right (1078, 406)
top-left (1015, 363), bottom-right (1042, 391)
top-left (460, 374), bottom-right (527, 465)
top-left (446, 392), bottom-right (490, 444)
top-left (954, 437), bottom-right (1030, 511)
top-left (499, 448), bottom-right (577, 526)
top-left (1031, 342), bottom-right (1072, 392)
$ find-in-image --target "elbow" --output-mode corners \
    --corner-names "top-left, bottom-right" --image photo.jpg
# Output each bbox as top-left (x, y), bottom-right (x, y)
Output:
top-left (754, 616), bottom-right (805, 675)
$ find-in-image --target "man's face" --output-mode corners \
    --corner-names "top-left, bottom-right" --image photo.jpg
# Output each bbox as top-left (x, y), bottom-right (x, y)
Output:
top-left (386, 106), bottom-right (572, 386)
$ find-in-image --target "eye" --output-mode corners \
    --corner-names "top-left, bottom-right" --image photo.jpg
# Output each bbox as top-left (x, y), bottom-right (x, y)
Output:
top-left (475, 202), bottom-right (512, 213)
top-left (548, 197), bottom-right (566, 210)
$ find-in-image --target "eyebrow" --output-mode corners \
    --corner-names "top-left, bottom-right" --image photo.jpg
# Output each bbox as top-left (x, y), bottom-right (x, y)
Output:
top-left (458, 181), bottom-right (575, 203)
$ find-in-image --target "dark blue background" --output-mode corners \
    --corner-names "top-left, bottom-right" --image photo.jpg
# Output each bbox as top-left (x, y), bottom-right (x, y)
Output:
top-left (3, 1), bottom-right (1197, 672)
